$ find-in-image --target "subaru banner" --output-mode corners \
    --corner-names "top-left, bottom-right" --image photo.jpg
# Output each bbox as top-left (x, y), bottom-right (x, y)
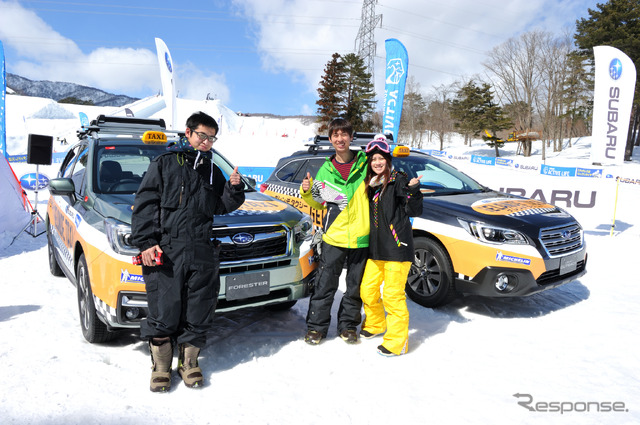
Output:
top-left (590, 46), bottom-right (636, 165)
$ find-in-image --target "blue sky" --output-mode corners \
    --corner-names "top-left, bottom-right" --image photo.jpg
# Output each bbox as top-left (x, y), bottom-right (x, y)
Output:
top-left (1, 0), bottom-right (601, 116)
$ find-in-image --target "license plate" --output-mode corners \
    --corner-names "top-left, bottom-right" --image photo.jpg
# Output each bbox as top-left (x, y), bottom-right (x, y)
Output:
top-left (225, 271), bottom-right (270, 301)
top-left (559, 254), bottom-right (578, 275)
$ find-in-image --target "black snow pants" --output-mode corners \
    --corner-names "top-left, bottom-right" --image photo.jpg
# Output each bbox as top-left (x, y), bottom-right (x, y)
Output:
top-left (140, 237), bottom-right (221, 348)
top-left (306, 241), bottom-right (368, 336)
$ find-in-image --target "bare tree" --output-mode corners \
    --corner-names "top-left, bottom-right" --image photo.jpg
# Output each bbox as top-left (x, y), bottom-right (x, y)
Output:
top-left (535, 31), bottom-right (571, 160)
top-left (425, 84), bottom-right (455, 151)
top-left (399, 76), bottom-right (428, 147)
top-left (484, 30), bottom-right (548, 156)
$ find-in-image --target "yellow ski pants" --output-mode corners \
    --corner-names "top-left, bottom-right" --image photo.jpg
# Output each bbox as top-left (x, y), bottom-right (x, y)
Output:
top-left (360, 259), bottom-right (412, 355)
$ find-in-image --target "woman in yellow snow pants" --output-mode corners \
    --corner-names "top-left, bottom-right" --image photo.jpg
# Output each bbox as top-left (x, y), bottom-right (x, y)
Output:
top-left (359, 136), bottom-right (423, 356)
top-left (361, 259), bottom-right (412, 355)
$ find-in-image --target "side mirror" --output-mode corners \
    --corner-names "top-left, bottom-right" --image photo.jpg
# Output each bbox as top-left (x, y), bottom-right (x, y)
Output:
top-left (48, 178), bottom-right (75, 196)
top-left (245, 176), bottom-right (256, 189)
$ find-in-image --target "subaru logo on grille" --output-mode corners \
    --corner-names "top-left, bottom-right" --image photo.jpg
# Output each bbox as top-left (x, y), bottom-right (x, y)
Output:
top-left (232, 232), bottom-right (254, 245)
top-left (561, 230), bottom-right (571, 239)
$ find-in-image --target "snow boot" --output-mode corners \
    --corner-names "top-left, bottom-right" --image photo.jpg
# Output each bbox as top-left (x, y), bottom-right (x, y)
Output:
top-left (149, 337), bottom-right (173, 392)
top-left (178, 343), bottom-right (204, 388)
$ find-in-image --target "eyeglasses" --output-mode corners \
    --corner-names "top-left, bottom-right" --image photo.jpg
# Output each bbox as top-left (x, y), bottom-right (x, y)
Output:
top-left (365, 139), bottom-right (390, 153)
top-left (191, 129), bottom-right (218, 143)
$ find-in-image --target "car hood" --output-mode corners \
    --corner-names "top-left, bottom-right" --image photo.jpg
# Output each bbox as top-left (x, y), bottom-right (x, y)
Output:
top-left (423, 190), bottom-right (577, 230)
top-left (93, 191), bottom-right (304, 226)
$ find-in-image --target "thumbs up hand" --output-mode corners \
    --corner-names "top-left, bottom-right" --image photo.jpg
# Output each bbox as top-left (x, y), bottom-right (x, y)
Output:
top-left (301, 172), bottom-right (312, 192)
top-left (230, 166), bottom-right (241, 186)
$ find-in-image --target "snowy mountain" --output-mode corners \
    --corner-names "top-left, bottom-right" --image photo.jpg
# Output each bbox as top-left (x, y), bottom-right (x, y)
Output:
top-left (6, 73), bottom-right (138, 107)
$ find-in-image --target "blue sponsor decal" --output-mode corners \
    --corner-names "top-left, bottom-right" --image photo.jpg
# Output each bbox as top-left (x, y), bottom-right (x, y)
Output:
top-left (496, 158), bottom-right (513, 167)
top-left (540, 164), bottom-right (576, 177)
top-left (74, 213), bottom-right (82, 228)
top-left (121, 269), bottom-right (145, 284)
top-left (165, 52), bottom-right (172, 73)
top-left (19, 172), bottom-right (49, 190)
top-left (576, 167), bottom-right (603, 178)
top-left (609, 58), bottom-right (622, 80)
top-left (429, 150), bottom-right (446, 158)
top-left (10, 152), bottom-right (66, 164)
top-left (471, 155), bottom-right (495, 166)
top-left (496, 251), bottom-right (531, 265)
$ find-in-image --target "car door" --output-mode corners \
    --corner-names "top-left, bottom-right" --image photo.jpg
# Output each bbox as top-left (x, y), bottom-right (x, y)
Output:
top-left (49, 143), bottom-right (89, 276)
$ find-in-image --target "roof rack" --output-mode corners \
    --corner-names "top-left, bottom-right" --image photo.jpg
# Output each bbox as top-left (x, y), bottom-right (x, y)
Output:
top-left (77, 115), bottom-right (168, 139)
top-left (306, 132), bottom-right (394, 153)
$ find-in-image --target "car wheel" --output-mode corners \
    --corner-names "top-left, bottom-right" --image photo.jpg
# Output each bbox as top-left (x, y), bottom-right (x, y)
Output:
top-left (264, 300), bottom-right (297, 311)
top-left (47, 220), bottom-right (64, 277)
top-left (406, 237), bottom-right (457, 308)
top-left (76, 253), bottom-right (116, 343)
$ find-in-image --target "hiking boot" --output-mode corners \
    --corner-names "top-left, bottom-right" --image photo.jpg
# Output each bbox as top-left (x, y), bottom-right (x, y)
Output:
top-left (304, 330), bottom-right (324, 345)
top-left (178, 343), bottom-right (204, 388)
top-left (377, 345), bottom-right (398, 357)
top-left (149, 337), bottom-right (173, 392)
top-left (360, 329), bottom-right (383, 339)
top-left (339, 329), bottom-right (358, 344)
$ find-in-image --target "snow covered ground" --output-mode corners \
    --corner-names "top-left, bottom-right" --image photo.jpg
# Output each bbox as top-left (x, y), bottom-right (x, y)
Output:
top-left (1, 95), bottom-right (639, 425)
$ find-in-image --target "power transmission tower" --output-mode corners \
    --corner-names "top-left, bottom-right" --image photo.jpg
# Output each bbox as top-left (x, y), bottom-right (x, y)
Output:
top-left (355, 0), bottom-right (382, 84)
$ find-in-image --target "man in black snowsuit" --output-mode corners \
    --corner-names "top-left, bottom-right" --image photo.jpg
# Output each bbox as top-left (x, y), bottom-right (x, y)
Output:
top-left (131, 111), bottom-right (245, 392)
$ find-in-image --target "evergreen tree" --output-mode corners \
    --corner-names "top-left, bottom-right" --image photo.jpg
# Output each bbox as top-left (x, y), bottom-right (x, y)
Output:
top-left (575, 0), bottom-right (640, 158)
top-left (341, 53), bottom-right (376, 131)
top-left (450, 81), bottom-right (511, 156)
top-left (450, 80), bottom-right (485, 145)
top-left (316, 53), bottom-right (376, 132)
top-left (316, 53), bottom-right (345, 132)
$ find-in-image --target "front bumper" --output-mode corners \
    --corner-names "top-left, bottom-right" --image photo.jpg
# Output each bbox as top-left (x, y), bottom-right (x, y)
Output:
top-left (103, 257), bottom-right (316, 329)
top-left (455, 250), bottom-right (587, 298)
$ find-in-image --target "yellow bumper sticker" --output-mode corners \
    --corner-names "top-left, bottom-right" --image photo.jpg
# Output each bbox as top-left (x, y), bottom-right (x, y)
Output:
top-left (471, 198), bottom-right (556, 216)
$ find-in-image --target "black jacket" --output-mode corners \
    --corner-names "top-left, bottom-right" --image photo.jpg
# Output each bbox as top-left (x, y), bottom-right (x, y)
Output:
top-left (367, 170), bottom-right (423, 262)
top-left (131, 147), bottom-right (245, 251)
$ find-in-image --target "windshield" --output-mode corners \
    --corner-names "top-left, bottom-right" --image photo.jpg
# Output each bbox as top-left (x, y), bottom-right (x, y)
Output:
top-left (95, 144), bottom-right (253, 194)
top-left (392, 153), bottom-right (485, 195)
top-left (95, 144), bottom-right (165, 194)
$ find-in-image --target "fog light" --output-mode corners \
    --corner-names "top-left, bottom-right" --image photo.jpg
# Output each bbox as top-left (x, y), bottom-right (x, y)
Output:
top-left (125, 307), bottom-right (140, 320)
top-left (494, 274), bottom-right (516, 292)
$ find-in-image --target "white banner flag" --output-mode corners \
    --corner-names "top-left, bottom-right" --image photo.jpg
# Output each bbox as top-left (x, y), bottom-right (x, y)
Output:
top-left (590, 46), bottom-right (636, 165)
top-left (155, 38), bottom-right (177, 130)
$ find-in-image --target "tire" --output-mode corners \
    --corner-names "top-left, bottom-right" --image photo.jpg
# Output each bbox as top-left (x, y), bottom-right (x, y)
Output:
top-left (76, 254), bottom-right (116, 343)
top-left (264, 300), bottom-right (297, 311)
top-left (47, 220), bottom-right (65, 277)
top-left (406, 237), bottom-right (457, 308)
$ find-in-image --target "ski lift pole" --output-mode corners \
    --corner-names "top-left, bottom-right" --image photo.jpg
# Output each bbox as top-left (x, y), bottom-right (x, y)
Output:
top-left (610, 177), bottom-right (620, 236)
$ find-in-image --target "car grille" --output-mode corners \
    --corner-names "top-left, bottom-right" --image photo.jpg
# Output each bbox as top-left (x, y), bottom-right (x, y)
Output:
top-left (539, 222), bottom-right (583, 257)
top-left (212, 224), bottom-right (290, 263)
top-left (537, 259), bottom-right (586, 285)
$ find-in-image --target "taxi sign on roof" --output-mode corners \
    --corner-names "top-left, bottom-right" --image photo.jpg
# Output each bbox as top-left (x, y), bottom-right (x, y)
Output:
top-left (142, 131), bottom-right (167, 145)
top-left (393, 145), bottom-right (410, 157)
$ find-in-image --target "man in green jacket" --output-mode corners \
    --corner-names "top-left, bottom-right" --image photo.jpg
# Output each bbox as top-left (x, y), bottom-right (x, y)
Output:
top-left (300, 118), bottom-right (369, 345)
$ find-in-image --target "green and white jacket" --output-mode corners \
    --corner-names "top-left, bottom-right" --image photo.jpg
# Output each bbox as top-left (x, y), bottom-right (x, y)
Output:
top-left (300, 151), bottom-right (370, 249)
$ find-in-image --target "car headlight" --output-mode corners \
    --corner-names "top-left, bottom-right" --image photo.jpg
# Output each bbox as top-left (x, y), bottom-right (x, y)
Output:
top-left (294, 215), bottom-right (313, 243)
top-left (457, 218), bottom-right (529, 245)
top-left (104, 218), bottom-right (139, 255)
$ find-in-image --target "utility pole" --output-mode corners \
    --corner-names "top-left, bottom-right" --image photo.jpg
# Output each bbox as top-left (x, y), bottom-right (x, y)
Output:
top-left (355, 0), bottom-right (382, 85)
